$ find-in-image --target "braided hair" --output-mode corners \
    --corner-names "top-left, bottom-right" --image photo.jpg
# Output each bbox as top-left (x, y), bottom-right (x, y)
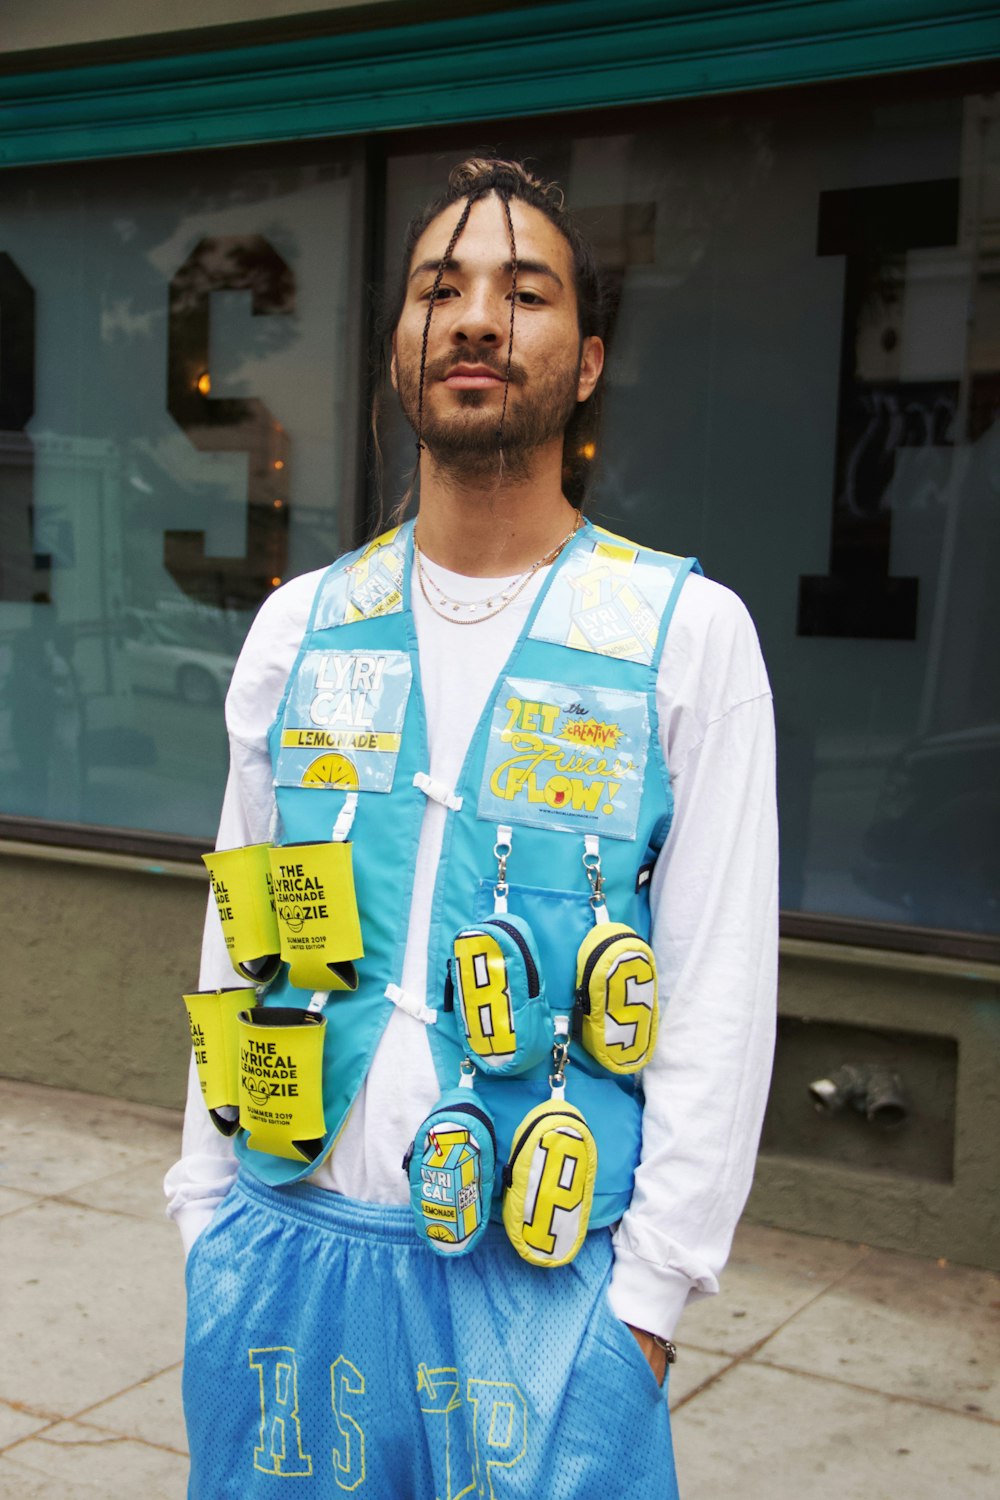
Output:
top-left (374, 157), bottom-right (607, 523)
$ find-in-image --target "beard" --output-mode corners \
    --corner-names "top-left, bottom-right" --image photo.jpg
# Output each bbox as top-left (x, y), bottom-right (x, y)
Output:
top-left (396, 346), bottom-right (582, 479)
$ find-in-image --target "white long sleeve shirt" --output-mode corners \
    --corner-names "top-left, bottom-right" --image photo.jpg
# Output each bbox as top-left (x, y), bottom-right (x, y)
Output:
top-left (165, 552), bottom-right (778, 1341)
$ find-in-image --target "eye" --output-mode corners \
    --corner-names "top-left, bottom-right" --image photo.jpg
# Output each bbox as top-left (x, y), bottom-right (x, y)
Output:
top-left (421, 284), bottom-right (458, 302)
top-left (511, 289), bottom-right (545, 307)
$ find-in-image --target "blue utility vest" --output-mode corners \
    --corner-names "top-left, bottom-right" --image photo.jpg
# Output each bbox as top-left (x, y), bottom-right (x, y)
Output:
top-left (234, 518), bottom-right (699, 1228)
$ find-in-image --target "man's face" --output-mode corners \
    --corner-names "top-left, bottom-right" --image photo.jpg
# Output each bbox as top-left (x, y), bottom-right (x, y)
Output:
top-left (393, 193), bottom-right (603, 475)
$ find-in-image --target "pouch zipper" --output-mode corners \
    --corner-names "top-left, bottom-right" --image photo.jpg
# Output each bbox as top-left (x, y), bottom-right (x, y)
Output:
top-left (404, 1098), bottom-right (498, 1175)
top-left (486, 918), bottom-right (541, 997)
top-left (577, 930), bottom-right (627, 1001)
top-left (502, 1108), bottom-right (582, 1187)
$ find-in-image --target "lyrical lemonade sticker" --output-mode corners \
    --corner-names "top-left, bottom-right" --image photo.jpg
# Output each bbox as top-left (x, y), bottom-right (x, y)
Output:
top-left (345, 529), bottom-right (406, 622)
top-left (529, 534), bottom-right (687, 664)
top-left (275, 649), bottom-right (411, 792)
top-left (311, 527), bottom-right (406, 630)
top-left (478, 678), bottom-right (650, 840)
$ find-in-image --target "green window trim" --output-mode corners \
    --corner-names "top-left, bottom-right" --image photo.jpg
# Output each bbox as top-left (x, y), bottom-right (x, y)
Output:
top-left (1, 0), bottom-right (997, 167)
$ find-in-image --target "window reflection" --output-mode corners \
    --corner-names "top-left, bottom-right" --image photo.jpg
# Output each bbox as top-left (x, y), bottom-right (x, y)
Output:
top-left (0, 148), bottom-right (361, 837)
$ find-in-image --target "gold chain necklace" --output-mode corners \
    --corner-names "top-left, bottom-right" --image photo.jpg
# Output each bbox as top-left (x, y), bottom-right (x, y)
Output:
top-left (413, 515), bottom-right (582, 625)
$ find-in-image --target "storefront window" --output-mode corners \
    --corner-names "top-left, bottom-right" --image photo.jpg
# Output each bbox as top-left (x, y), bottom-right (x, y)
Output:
top-left (2, 76), bottom-right (996, 938)
top-left (0, 145), bottom-right (364, 837)
top-left (381, 84), bottom-right (999, 937)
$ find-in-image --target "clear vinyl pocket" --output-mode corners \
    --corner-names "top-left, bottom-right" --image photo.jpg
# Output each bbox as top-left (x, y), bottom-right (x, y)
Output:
top-left (444, 913), bottom-right (549, 1077)
top-left (574, 924), bottom-right (659, 1075)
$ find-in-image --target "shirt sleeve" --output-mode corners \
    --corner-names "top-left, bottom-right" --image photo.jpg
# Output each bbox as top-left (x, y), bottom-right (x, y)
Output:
top-left (163, 571), bottom-right (322, 1253)
top-left (607, 577), bottom-right (778, 1340)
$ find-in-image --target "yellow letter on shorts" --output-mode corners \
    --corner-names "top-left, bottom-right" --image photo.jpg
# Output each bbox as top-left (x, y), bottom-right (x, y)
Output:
top-left (248, 1347), bottom-right (313, 1477)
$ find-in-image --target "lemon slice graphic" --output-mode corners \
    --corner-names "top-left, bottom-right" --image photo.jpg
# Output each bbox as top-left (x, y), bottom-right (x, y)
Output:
top-left (301, 753), bottom-right (360, 789)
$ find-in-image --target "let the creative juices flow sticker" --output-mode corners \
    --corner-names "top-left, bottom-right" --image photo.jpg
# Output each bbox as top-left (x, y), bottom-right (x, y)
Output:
top-left (275, 649), bottom-right (412, 792)
top-left (477, 677), bottom-right (650, 841)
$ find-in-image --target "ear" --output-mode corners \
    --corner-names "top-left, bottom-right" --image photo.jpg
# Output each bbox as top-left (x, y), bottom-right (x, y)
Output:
top-left (576, 336), bottom-right (605, 403)
top-left (390, 334), bottom-right (399, 393)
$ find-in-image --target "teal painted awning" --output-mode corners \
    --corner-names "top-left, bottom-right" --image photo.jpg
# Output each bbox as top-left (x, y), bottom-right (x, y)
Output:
top-left (1, 0), bottom-right (998, 166)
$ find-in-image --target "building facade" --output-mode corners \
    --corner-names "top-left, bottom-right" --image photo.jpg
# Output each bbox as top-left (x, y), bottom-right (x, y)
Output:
top-left (2, 0), bottom-right (998, 1266)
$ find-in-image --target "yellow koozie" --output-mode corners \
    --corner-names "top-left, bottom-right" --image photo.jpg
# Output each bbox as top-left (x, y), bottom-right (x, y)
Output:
top-left (268, 842), bottom-right (364, 991)
top-left (182, 989), bottom-right (247, 1136)
top-left (202, 844), bottom-right (282, 985)
top-left (237, 1006), bottom-right (327, 1161)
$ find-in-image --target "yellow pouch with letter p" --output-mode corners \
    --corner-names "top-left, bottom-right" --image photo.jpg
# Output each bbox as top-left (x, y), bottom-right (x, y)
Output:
top-left (237, 1006), bottom-right (327, 1162)
top-left (574, 923), bottom-right (659, 1074)
top-left (183, 988), bottom-right (246, 1136)
top-left (501, 1098), bottom-right (597, 1268)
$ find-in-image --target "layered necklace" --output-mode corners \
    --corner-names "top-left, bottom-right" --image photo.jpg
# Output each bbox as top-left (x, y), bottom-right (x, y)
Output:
top-left (413, 513), bottom-right (582, 625)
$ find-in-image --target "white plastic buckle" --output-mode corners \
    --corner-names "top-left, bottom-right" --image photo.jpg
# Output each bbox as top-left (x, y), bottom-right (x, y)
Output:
top-left (332, 792), bottom-right (359, 843)
top-left (413, 772), bottom-right (463, 812)
top-left (385, 983), bottom-right (438, 1026)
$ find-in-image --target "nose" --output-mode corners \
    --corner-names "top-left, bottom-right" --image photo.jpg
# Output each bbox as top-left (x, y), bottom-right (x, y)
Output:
top-left (449, 281), bottom-right (505, 347)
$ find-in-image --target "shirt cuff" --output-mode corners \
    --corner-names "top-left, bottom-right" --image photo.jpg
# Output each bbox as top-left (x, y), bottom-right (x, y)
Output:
top-left (607, 1247), bottom-right (695, 1343)
top-left (172, 1201), bottom-right (220, 1259)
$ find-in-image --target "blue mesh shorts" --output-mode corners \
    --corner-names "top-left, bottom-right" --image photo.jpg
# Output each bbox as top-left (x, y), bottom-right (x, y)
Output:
top-left (183, 1172), bottom-right (680, 1499)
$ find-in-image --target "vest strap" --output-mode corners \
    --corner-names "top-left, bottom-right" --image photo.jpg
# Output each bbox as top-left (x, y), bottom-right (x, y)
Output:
top-left (385, 982), bottom-right (438, 1026)
top-left (412, 772), bottom-right (463, 811)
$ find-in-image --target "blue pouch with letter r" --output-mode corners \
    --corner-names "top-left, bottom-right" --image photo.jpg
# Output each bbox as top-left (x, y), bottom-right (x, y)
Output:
top-left (444, 913), bottom-right (549, 1076)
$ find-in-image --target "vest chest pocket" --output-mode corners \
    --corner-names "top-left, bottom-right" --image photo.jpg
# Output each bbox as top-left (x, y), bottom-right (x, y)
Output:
top-left (274, 648), bottom-right (412, 793)
top-left (472, 880), bottom-right (593, 1018)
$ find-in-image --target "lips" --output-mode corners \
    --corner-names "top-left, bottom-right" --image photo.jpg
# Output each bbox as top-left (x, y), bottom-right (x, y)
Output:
top-left (441, 364), bottom-right (505, 389)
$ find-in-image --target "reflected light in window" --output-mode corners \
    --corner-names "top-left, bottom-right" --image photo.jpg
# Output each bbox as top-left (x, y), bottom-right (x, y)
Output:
top-left (196, 370), bottom-right (211, 395)
top-left (270, 577), bottom-right (282, 587)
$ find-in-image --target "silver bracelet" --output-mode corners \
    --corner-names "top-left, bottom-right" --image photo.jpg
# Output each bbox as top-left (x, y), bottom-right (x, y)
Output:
top-left (651, 1335), bottom-right (678, 1364)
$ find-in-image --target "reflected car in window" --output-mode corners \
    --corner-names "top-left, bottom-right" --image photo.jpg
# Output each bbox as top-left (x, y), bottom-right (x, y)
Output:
top-left (121, 608), bottom-right (237, 707)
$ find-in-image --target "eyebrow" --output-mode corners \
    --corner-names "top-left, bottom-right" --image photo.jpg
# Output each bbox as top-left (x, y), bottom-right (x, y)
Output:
top-left (409, 257), bottom-right (565, 290)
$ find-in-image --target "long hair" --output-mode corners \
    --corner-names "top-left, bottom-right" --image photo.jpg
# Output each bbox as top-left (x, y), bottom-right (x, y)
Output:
top-left (372, 157), bottom-right (608, 527)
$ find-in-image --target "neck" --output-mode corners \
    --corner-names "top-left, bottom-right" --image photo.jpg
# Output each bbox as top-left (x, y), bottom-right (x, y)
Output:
top-left (413, 437), bottom-right (580, 577)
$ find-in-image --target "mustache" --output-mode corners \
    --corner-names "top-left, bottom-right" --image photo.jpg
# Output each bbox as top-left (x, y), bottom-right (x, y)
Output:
top-left (423, 351), bottom-right (527, 386)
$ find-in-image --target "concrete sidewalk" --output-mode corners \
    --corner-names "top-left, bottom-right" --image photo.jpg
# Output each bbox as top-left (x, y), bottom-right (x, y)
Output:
top-left (1, 1079), bottom-right (996, 1499)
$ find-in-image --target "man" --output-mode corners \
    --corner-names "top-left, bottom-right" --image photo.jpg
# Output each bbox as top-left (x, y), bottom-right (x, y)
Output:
top-left (167, 157), bottom-right (777, 1499)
